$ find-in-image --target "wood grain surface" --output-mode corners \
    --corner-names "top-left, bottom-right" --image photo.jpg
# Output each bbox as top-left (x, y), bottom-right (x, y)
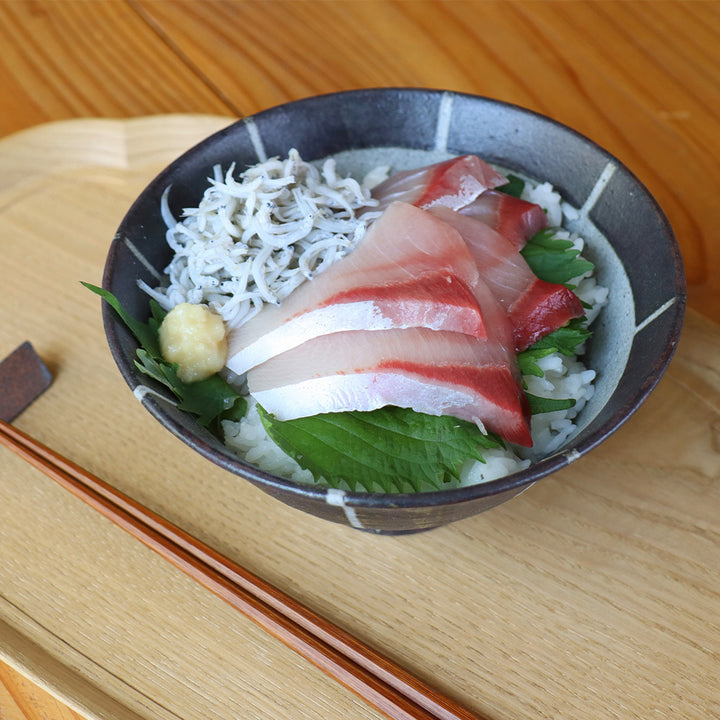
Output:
top-left (0, 2), bottom-right (718, 719)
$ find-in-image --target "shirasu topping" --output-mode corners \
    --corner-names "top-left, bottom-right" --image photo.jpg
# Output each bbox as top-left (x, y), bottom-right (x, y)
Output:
top-left (140, 149), bottom-right (379, 329)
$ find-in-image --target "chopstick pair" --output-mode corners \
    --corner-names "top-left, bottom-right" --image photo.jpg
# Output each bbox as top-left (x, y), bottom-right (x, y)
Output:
top-left (0, 418), bottom-right (487, 720)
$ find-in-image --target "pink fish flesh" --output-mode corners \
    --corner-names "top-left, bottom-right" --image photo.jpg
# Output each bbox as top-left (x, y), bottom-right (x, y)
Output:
top-left (370, 155), bottom-right (507, 212)
top-left (429, 207), bottom-right (585, 352)
top-left (458, 190), bottom-right (548, 250)
top-left (226, 202), bottom-right (487, 376)
top-left (248, 328), bottom-right (533, 447)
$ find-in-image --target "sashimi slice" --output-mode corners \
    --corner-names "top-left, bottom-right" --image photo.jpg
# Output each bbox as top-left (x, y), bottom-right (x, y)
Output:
top-left (226, 202), bottom-right (486, 376)
top-left (249, 328), bottom-right (533, 447)
top-left (370, 155), bottom-right (507, 212)
top-left (429, 207), bottom-right (584, 352)
top-left (458, 190), bottom-right (548, 249)
top-left (468, 270), bottom-right (517, 363)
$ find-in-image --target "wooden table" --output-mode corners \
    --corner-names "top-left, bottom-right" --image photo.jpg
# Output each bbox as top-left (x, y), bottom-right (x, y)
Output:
top-left (0, 3), bottom-right (718, 719)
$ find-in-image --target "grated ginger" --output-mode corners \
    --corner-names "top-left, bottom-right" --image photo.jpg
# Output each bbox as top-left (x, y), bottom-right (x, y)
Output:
top-left (158, 302), bottom-right (228, 383)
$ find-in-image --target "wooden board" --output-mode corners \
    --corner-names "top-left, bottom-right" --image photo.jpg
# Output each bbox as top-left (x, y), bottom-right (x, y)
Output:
top-left (0, 117), bottom-right (718, 720)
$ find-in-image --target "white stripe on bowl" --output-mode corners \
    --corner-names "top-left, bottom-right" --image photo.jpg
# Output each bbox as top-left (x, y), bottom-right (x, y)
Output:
top-left (434, 92), bottom-right (455, 153)
top-left (133, 383), bottom-right (177, 406)
top-left (123, 237), bottom-right (163, 281)
top-left (244, 117), bottom-right (267, 163)
top-left (325, 488), bottom-right (364, 529)
top-left (579, 161), bottom-right (617, 216)
top-left (635, 296), bottom-right (680, 335)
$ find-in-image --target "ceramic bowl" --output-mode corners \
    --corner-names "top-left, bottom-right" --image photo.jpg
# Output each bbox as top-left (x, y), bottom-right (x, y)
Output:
top-left (102, 88), bottom-right (686, 534)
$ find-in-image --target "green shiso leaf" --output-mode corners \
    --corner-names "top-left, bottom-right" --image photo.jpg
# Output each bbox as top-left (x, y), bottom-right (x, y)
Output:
top-left (517, 318), bottom-right (592, 378)
top-left (525, 394), bottom-right (576, 415)
top-left (517, 347), bottom-right (556, 379)
top-left (532, 318), bottom-right (592, 356)
top-left (257, 404), bottom-right (504, 493)
top-left (82, 282), bottom-right (162, 356)
top-left (83, 282), bottom-right (246, 433)
top-left (134, 349), bottom-right (247, 429)
top-left (496, 174), bottom-right (525, 198)
top-left (520, 229), bottom-right (595, 288)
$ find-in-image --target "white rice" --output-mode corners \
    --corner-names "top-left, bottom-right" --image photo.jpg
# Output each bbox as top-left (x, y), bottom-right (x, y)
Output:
top-left (149, 151), bottom-right (607, 492)
top-left (221, 396), bottom-right (318, 485)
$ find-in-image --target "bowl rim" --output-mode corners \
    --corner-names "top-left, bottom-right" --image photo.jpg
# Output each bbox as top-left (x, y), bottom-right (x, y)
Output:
top-left (103, 87), bottom-right (687, 510)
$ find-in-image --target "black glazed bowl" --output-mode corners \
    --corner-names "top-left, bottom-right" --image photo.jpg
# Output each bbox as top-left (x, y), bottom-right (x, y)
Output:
top-left (102, 88), bottom-right (686, 534)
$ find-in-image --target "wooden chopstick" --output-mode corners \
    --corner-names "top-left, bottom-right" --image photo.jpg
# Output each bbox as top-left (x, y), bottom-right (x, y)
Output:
top-left (0, 418), bottom-right (487, 720)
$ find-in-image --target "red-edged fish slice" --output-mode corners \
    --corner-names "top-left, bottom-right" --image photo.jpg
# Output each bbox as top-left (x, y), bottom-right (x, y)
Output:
top-left (370, 155), bottom-right (507, 212)
top-left (430, 207), bottom-right (584, 352)
top-left (249, 327), bottom-right (533, 447)
top-left (458, 190), bottom-right (548, 250)
top-left (226, 202), bottom-right (487, 376)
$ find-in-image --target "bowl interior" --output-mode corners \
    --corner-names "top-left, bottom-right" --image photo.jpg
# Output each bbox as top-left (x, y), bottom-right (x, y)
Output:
top-left (102, 89), bottom-right (686, 533)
